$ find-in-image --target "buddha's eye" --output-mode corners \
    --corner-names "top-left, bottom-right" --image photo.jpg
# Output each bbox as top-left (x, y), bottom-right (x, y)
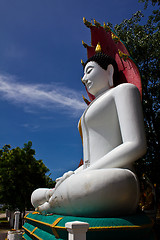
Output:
top-left (86, 67), bottom-right (93, 74)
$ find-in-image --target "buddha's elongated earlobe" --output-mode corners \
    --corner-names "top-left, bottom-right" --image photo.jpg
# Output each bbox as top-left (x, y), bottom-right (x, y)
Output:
top-left (107, 64), bottom-right (114, 87)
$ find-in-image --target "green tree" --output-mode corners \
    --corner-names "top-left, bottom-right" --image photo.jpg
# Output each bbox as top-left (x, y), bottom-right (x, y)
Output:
top-left (139, 0), bottom-right (160, 9)
top-left (0, 141), bottom-right (55, 212)
top-left (112, 8), bottom-right (160, 188)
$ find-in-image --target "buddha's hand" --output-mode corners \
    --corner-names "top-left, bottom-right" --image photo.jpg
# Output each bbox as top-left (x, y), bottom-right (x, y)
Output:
top-left (55, 170), bottom-right (74, 188)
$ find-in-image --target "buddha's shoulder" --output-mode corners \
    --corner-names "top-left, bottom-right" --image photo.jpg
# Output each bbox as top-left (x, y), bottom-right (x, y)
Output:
top-left (112, 83), bottom-right (139, 97)
top-left (99, 84), bottom-right (140, 105)
top-left (101, 83), bottom-right (138, 99)
top-left (114, 83), bottom-right (138, 92)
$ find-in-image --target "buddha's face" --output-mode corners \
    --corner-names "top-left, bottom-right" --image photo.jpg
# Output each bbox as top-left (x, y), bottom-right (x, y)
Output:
top-left (82, 61), bottom-right (114, 96)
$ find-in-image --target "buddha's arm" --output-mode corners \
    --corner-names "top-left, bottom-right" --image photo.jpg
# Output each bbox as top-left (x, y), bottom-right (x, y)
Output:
top-left (84, 84), bottom-right (147, 171)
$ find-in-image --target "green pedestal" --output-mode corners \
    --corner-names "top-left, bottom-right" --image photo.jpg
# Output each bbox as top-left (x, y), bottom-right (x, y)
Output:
top-left (23, 212), bottom-right (155, 240)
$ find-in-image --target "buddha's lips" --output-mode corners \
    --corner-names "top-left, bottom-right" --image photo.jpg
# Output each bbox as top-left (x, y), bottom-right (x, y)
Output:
top-left (85, 80), bottom-right (93, 89)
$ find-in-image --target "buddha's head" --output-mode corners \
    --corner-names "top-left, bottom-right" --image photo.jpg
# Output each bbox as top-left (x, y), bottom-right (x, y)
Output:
top-left (82, 53), bottom-right (118, 97)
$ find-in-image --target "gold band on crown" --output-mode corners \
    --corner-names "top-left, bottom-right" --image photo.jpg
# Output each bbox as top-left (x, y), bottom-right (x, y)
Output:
top-left (118, 50), bottom-right (128, 61)
top-left (81, 59), bottom-right (85, 67)
top-left (83, 17), bottom-right (92, 28)
top-left (111, 33), bottom-right (120, 43)
top-left (82, 40), bottom-right (89, 48)
top-left (95, 42), bottom-right (102, 53)
top-left (94, 19), bottom-right (101, 28)
top-left (103, 22), bottom-right (111, 32)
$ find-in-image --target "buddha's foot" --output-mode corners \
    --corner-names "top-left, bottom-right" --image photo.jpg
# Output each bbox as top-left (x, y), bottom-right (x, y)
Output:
top-left (31, 188), bottom-right (55, 209)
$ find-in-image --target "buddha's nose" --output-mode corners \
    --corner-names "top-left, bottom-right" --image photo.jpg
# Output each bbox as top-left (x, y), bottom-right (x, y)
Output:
top-left (82, 76), bottom-right (87, 84)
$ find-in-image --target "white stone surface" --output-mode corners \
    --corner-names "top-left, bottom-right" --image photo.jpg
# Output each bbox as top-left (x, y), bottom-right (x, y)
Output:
top-left (7, 230), bottom-right (23, 240)
top-left (65, 221), bottom-right (89, 240)
top-left (31, 59), bottom-right (147, 217)
top-left (14, 211), bottom-right (20, 230)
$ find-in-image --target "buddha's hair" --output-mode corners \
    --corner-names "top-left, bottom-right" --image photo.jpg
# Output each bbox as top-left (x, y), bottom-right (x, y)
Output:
top-left (84, 53), bottom-right (119, 85)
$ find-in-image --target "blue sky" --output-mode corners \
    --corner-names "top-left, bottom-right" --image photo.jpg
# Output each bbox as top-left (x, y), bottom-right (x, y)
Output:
top-left (0, 0), bottom-right (155, 180)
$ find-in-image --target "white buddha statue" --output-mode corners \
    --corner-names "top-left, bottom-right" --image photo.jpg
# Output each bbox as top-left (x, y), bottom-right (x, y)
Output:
top-left (31, 52), bottom-right (147, 217)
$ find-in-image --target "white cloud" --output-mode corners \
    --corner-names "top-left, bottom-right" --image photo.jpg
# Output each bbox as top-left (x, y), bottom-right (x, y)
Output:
top-left (0, 74), bottom-right (86, 116)
top-left (21, 123), bottom-right (40, 130)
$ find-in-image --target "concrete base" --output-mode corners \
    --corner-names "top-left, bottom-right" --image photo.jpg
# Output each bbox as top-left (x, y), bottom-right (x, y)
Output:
top-left (23, 211), bottom-right (155, 240)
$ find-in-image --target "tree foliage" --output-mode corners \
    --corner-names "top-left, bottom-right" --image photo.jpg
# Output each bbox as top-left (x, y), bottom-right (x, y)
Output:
top-left (0, 141), bottom-right (55, 211)
top-left (139, 0), bottom-right (160, 9)
top-left (112, 8), bottom-right (160, 187)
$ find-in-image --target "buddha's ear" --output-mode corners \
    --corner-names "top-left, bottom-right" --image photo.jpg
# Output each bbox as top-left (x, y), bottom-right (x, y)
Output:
top-left (107, 64), bottom-right (114, 87)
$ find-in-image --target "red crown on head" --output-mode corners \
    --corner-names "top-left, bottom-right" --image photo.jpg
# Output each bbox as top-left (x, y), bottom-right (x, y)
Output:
top-left (82, 18), bottom-right (142, 102)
